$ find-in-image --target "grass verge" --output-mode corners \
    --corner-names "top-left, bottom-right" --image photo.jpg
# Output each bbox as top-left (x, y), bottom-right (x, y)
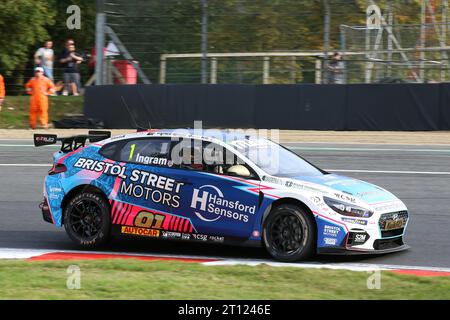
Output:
top-left (0, 259), bottom-right (449, 299)
top-left (0, 96), bottom-right (83, 129)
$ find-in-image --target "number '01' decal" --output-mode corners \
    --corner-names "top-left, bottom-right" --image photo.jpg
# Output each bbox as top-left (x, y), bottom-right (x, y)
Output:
top-left (134, 211), bottom-right (165, 229)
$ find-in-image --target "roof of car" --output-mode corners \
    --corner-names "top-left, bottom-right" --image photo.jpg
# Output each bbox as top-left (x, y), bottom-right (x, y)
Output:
top-left (101, 129), bottom-right (259, 146)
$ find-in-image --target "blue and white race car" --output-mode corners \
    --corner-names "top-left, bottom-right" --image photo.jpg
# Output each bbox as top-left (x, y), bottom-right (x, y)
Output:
top-left (35, 129), bottom-right (409, 262)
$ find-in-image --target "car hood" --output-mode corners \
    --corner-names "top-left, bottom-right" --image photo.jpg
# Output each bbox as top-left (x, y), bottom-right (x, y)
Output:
top-left (290, 174), bottom-right (397, 205)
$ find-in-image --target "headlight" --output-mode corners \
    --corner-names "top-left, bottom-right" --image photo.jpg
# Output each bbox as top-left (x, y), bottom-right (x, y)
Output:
top-left (323, 197), bottom-right (373, 218)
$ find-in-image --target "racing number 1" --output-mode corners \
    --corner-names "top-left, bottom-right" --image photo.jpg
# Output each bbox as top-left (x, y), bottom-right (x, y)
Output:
top-left (128, 143), bottom-right (136, 161)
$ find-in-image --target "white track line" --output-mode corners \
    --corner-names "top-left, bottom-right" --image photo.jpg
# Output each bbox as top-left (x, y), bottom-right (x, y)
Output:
top-left (1, 248), bottom-right (449, 274)
top-left (202, 259), bottom-right (450, 273)
top-left (289, 146), bottom-right (450, 153)
top-left (0, 164), bottom-right (50, 167)
top-left (326, 169), bottom-right (450, 175)
top-left (0, 144), bottom-right (57, 147)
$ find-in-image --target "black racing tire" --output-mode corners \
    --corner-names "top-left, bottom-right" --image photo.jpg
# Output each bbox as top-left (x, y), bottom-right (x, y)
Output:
top-left (63, 192), bottom-right (111, 248)
top-left (263, 204), bottom-right (316, 262)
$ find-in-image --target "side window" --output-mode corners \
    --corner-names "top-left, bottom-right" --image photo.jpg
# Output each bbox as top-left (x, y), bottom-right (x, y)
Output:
top-left (99, 141), bottom-right (122, 160)
top-left (170, 139), bottom-right (256, 178)
top-left (119, 139), bottom-right (172, 167)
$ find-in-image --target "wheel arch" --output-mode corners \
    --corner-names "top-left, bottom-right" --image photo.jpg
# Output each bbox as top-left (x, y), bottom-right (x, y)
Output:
top-left (61, 184), bottom-right (109, 224)
top-left (263, 197), bottom-right (317, 229)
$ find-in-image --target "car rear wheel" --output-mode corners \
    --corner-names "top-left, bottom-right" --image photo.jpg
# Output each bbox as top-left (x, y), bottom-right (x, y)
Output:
top-left (64, 192), bottom-right (111, 248)
top-left (263, 204), bottom-right (316, 262)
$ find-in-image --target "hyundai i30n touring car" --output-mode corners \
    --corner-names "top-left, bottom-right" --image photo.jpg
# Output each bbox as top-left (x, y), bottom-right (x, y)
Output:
top-left (35, 130), bottom-right (409, 262)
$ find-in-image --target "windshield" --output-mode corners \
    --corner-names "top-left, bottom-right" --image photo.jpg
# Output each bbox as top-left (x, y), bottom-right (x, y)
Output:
top-left (229, 138), bottom-right (325, 177)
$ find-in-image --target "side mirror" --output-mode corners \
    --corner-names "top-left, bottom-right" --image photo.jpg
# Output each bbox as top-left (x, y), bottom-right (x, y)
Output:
top-left (227, 165), bottom-right (252, 178)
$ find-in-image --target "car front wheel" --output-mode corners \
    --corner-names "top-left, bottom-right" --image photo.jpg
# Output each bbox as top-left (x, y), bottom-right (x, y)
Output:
top-left (263, 204), bottom-right (316, 262)
top-left (64, 192), bottom-right (111, 248)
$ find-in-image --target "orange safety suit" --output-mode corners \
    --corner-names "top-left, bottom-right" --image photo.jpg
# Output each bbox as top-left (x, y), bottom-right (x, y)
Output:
top-left (25, 76), bottom-right (55, 129)
top-left (0, 74), bottom-right (5, 99)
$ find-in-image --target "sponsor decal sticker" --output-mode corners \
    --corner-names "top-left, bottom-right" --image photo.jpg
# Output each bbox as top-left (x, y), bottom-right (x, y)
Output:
top-left (135, 153), bottom-right (173, 167)
top-left (120, 170), bottom-right (184, 208)
top-left (323, 225), bottom-right (341, 237)
top-left (74, 159), bottom-right (185, 209)
top-left (192, 234), bottom-right (208, 241)
top-left (190, 185), bottom-right (255, 223)
top-left (284, 180), bottom-right (326, 194)
top-left (334, 193), bottom-right (356, 204)
top-left (121, 226), bottom-right (160, 237)
top-left (74, 158), bottom-right (127, 179)
top-left (341, 217), bottom-right (368, 226)
top-left (162, 231), bottom-right (182, 239)
top-left (262, 175), bottom-right (283, 185)
top-left (324, 237), bottom-right (337, 245)
top-left (354, 233), bottom-right (368, 243)
top-left (134, 211), bottom-right (166, 229)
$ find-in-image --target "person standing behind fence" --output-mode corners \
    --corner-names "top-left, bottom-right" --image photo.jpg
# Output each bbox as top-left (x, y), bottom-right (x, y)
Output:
top-left (34, 40), bottom-right (54, 81)
top-left (327, 52), bottom-right (345, 84)
top-left (25, 67), bottom-right (55, 129)
top-left (60, 43), bottom-right (83, 96)
top-left (0, 74), bottom-right (5, 112)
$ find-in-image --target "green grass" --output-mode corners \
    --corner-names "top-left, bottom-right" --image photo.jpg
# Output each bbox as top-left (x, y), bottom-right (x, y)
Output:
top-left (0, 259), bottom-right (448, 299)
top-left (0, 96), bottom-right (83, 129)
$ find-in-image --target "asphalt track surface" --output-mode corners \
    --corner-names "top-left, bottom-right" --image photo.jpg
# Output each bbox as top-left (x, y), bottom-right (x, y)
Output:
top-left (0, 139), bottom-right (449, 268)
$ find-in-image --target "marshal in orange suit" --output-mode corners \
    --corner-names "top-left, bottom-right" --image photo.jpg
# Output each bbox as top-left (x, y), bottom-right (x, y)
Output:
top-left (25, 67), bottom-right (55, 129)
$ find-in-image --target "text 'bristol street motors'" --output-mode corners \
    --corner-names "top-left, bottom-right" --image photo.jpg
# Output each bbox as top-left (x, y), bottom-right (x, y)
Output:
top-left (74, 158), bottom-right (184, 208)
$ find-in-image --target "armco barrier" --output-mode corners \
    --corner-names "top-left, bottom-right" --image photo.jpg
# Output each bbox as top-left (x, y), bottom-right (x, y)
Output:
top-left (84, 83), bottom-right (450, 130)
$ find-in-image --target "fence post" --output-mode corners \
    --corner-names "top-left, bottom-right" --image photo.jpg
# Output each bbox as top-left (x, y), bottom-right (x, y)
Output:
top-left (210, 57), bottom-right (217, 84)
top-left (315, 58), bottom-right (322, 84)
top-left (323, 0), bottom-right (330, 84)
top-left (95, 0), bottom-right (106, 85)
top-left (159, 56), bottom-right (166, 84)
top-left (263, 57), bottom-right (270, 84)
top-left (200, 0), bottom-right (208, 84)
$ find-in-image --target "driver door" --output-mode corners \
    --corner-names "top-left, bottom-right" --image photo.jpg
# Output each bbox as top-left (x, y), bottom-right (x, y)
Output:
top-left (165, 139), bottom-right (262, 239)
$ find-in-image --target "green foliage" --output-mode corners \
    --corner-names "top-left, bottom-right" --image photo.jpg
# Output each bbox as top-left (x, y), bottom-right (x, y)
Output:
top-left (45, 0), bottom-right (96, 53)
top-left (0, 0), bottom-right (439, 84)
top-left (0, 259), bottom-right (449, 299)
top-left (0, 0), bottom-right (55, 74)
top-left (0, 96), bottom-right (83, 128)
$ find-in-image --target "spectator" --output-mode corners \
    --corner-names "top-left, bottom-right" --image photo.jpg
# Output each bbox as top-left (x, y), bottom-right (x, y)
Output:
top-left (25, 67), bottom-right (55, 129)
top-left (60, 43), bottom-right (83, 96)
top-left (34, 40), bottom-right (54, 81)
top-left (327, 52), bottom-right (345, 84)
top-left (0, 73), bottom-right (5, 112)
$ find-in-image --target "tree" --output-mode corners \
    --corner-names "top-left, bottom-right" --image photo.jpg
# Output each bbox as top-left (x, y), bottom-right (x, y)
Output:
top-left (0, 0), bottom-right (55, 74)
top-left (45, 0), bottom-right (96, 55)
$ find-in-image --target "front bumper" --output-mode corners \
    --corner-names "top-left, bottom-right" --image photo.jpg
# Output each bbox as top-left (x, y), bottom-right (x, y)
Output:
top-left (318, 237), bottom-right (409, 255)
top-left (316, 209), bottom-right (410, 255)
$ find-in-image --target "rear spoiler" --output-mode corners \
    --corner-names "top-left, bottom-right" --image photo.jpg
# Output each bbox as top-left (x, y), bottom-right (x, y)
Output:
top-left (33, 131), bottom-right (111, 152)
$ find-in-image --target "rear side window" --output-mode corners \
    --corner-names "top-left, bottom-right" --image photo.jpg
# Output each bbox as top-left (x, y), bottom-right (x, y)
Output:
top-left (119, 139), bottom-right (172, 166)
top-left (99, 142), bottom-right (122, 160)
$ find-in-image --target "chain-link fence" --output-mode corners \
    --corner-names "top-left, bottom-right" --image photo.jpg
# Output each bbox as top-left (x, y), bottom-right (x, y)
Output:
top-left (342, 22), bottom-right (450, 83)
top-left (97, 0), bottom-right (450, 85)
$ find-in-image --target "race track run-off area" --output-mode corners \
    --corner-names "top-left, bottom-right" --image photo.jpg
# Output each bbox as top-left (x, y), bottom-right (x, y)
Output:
top-left (0, 138), bottom-right (450, 276)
